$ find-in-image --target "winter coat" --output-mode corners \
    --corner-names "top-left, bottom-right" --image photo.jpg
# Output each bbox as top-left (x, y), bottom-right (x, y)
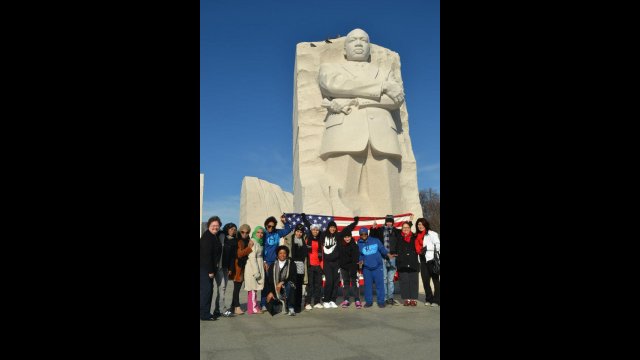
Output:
top-left (301, 215), bottom-right (358, 263)
top-left (338, 240), bottom-right (360, 273)
top-left (221, 235), bottom-right (237, 272)
top-left (282, 232), bottom-right (309, 282)
top-left (263, 223), bottom-right (294, 264)
top-left (419, 230), bottom-right (441, 263)
top-left (369, 225), bottom-right (401, 255)
top-left (358, 236), bottom-right (388, 271)
top-left (232, 237), bottom-right (252, 282)
top-left (396, 232), bottom-right (423, 272)
top-left (265, 258), bottom-right (297, 301)
top-left (244, 241), bottom-right (265, 291)
top-left (200, 230), bottom-right (222, 273)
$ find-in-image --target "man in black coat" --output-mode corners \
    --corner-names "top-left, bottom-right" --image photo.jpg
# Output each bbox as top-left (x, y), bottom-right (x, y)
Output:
top-left (200, 216), bottom-right (222, 321)
top-left (369, 215), bottom-right (401, 305)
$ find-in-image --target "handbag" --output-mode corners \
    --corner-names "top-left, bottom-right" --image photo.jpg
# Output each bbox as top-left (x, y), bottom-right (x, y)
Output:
top-left (431, 247), bottom-right (440, 275)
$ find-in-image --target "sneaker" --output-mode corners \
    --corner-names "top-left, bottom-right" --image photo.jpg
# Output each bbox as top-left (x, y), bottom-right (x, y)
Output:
top-left (340, 301), bottom-right (350, 308)
top-left (329, 301), bottom-right (338, 308)
top-left (314, 303), bottom-right (324, 309)
top-left (410, 300), bottom-right (417, 306)
top-left (288, 308), bottom-right (296, 316)
top-left (222, 310), bottom-right (234, 317)
top-left (323, 302), bottom-right (331, 308)
top-left (305, 304), bottom-right (313, 311)
top-left (234, 307), bottom-right (245, 315)
top-left (385, 299), bottom-right (393, 305)
top-left (392, 299), bottom-right (401, 306)
top-left (403, 300), bottom-right (410, 306)
top-left (213, 310), bottom-right (222, 318)
top-left (364, 303), bottom-right (373, 308)
top-left (431, 303), bottom-right (439, 307)
top-left (377, 303), bottom-right (386, 308)
top-left (424, 301), bottom-right (431, 306)
top-left (261, 305), bottom-right (267, 312)
top-left (355, 301), bottom-right (362, 309)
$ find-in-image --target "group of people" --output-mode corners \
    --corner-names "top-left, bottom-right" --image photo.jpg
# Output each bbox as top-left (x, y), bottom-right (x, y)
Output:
top-left (199, 213), bottom-right (440, 320)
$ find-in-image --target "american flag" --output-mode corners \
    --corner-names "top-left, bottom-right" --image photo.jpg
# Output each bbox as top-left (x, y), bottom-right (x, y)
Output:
top-left (283, 213), bottom-right (413, 241)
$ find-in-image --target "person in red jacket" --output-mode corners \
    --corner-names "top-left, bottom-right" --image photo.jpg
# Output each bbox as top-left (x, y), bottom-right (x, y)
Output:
top-left (304, 222), bottom-right (324, 309)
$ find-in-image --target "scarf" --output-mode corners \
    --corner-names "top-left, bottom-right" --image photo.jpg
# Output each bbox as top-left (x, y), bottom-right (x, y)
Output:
top-left (402, 231), bottom-right (413, 243)
top-left (294, 237), bottom-right (303, 247)
top-left (273, 259), bottom-right (291, 301)
top-left (251, 226), bottom-right (265, 246)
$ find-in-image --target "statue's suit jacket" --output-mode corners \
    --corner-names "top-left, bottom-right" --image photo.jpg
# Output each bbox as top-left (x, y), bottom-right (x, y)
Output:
top-left (318, 61), bottom-right (403, 158)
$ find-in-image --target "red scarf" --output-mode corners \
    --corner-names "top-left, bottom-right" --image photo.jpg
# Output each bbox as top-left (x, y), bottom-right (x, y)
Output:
top-left (402, 231), bottom-right (412, 243)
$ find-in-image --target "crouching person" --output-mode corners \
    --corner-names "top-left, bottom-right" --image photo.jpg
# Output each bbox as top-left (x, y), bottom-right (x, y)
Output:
top-left (265, 245), bottom-right (298, 316)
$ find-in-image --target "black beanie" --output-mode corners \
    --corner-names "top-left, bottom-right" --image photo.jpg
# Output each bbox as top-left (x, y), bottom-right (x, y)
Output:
top-left (327, 221), bottom-right (337, 229)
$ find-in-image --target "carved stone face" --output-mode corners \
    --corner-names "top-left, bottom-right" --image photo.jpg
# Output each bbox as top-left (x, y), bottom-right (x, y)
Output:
top-left (345, 29), bottom-right (370, 62)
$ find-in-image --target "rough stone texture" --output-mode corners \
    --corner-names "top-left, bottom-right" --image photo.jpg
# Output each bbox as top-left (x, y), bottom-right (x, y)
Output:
top-left (292, 36), bottom-right (423, 219)
top-left (239, 176), bottom-right (293, 229)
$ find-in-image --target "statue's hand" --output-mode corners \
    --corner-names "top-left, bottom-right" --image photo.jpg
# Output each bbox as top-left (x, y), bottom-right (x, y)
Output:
top-left (329, 98), bottom-right (358, 114)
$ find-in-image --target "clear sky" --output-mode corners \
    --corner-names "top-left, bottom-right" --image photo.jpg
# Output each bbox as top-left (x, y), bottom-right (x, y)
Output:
top-left (201, 0), bottom-right (439, 226)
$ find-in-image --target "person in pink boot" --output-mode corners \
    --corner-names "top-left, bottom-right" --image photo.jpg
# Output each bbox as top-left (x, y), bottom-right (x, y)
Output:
top-left (244, 226), bottom-right (266, 314)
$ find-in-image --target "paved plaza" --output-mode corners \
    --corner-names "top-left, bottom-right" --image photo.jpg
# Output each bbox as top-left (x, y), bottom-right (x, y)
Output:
top-left (200, 288), bottom-right (440, 360)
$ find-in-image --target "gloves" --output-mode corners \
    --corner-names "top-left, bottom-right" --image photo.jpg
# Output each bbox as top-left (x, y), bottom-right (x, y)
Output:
top-left (301, 213), bottom-right (306, 219)
top-left (353, 216), bottom-right (360, 224)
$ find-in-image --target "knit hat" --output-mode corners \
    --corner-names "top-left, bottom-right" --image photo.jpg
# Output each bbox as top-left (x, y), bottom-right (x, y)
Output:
top-left (327, 221), bottom-right (337, 229)
top-left (310, 223), bottom-right (321, 230)
top-left (384, 215), bottom-right (394, 225)
top-left (295, 223), bottom-right (305, 232)
top-left (359, 227), bottom-right (369, 234)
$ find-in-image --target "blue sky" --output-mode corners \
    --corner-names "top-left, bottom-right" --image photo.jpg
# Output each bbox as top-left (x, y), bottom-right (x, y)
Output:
top-left (201, 0), bottom-right (439, 226)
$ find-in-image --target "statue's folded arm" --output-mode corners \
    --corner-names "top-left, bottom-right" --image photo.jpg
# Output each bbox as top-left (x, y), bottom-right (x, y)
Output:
top-left (318, 64), bottom-right (383, 100)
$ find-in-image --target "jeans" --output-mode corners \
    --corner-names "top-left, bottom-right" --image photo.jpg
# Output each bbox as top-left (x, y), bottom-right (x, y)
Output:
top-left (283, 282), bottom-right (296, 310)
top-left (305, 265), bottom-right (323, 305)
top-left (199, 268), bottom-right (214, 319)
top-left (382, 257), bottom-right (396, 300)
top-left (213, 269), bottom-right (229, 313)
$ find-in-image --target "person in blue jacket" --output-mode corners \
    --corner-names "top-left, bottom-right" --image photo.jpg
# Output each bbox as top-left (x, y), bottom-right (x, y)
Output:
top-left (260, 214), bottom-right (294, 310)
top-left (357, 226), bottom-right (389, 308)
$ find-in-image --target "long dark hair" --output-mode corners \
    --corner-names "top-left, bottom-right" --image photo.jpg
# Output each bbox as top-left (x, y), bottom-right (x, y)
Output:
top-left (415, 218), bottom-right (430, 233)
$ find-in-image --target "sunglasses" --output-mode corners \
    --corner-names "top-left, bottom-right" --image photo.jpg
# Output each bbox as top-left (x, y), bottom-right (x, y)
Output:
top-left (240, 231), bottom-right (249, 234)
top-left (266, 224), bottom-right (275, 228)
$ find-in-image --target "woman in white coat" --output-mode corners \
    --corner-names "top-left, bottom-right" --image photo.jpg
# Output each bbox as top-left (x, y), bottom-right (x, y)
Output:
top-left (416, 218), bottom-right (440, 307)
top-left (244, 226), bottom-right (266, 314)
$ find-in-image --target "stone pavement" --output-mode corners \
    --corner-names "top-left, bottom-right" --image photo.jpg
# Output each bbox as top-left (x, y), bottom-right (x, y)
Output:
top-left (200, 289), bottom-right (439, 360)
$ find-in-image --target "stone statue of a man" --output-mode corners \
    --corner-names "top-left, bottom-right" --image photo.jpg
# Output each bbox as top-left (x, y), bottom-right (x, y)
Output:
top-left (317, 28), bottom-right (406, 216)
